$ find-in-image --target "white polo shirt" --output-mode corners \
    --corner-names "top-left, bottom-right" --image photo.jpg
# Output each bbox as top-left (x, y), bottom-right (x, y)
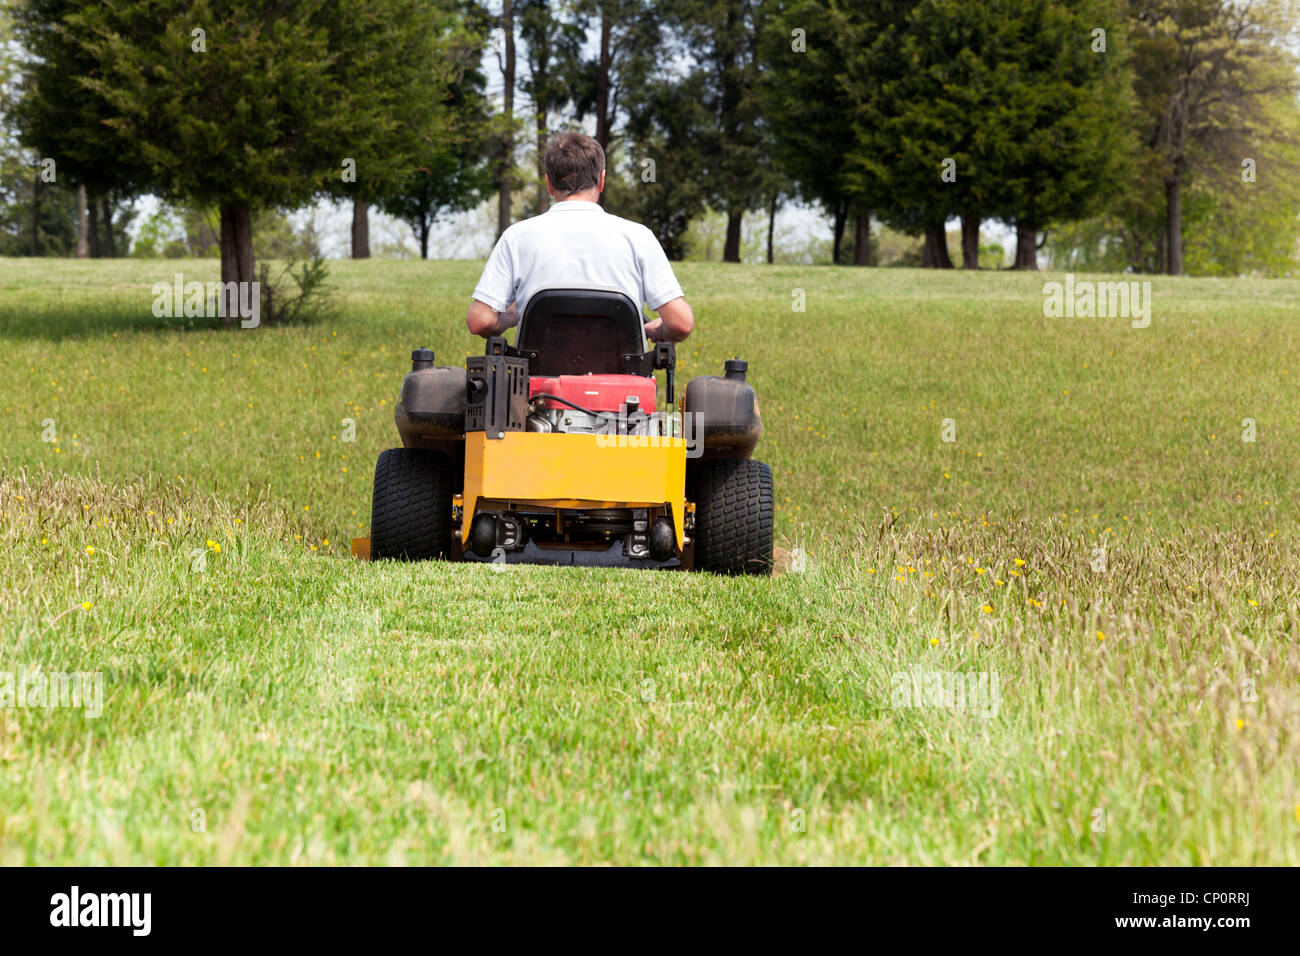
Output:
top-left (471, 200), bottom-right (684, 322)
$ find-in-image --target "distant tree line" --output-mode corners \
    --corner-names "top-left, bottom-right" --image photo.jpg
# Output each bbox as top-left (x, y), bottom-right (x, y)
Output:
top-left (1, 0), bottom-right (1297, 278)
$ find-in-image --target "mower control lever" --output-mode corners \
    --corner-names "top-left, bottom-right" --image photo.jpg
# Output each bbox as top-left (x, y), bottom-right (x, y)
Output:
top-left (655, 343), bottom-right (676, 406)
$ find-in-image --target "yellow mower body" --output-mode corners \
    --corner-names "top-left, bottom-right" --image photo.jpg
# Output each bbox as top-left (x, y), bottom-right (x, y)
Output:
top-left (461, 431), bottom-right (688, 552)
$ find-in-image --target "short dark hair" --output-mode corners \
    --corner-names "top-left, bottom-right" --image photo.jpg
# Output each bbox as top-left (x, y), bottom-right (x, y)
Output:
top-left (545, 131), bottom-right (605, 196)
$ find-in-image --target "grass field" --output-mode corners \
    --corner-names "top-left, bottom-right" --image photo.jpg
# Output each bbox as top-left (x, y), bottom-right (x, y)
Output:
top-left (1, 257), bottom-right (1298, 864)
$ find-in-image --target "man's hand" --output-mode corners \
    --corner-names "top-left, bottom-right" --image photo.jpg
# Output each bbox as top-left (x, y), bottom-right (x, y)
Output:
top-left (644, 296), bottom-right (694, 342)
top-left (466, 300), bottom-right (518, 338)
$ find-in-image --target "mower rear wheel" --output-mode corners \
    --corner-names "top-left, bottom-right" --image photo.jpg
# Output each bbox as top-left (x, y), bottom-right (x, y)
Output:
top-left (370, 448), bottom-right (453, 561)
top-left (692, 458), bottom-right (774, 575)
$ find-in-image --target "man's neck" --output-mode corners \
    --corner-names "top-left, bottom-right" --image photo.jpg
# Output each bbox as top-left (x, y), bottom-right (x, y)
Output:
top-left (552, 190), bottom-right (601, 204)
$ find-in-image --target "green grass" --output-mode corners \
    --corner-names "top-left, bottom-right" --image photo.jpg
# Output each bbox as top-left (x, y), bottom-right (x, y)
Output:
top-left (1, 257), bottom-right (1298, 864)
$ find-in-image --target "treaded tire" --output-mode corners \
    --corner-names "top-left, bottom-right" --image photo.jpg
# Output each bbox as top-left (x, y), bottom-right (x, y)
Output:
top-left (370, 448), bottom-right (453, 561)
top-left (692, 458), bottom-right (774, 575)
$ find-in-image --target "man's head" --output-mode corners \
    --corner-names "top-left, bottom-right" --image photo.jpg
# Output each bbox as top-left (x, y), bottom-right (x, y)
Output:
top-left (545, 131), bottom-right (605, 201)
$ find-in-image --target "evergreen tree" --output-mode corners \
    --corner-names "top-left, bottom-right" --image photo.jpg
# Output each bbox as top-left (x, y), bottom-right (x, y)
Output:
top-left (17, 0), bottom-right (469, 305)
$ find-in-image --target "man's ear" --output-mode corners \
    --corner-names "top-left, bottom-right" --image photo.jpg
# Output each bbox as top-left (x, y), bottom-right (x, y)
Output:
top-left (545, 174), bottom-right (556, 198)
top-left (598, 168), bottom-right (606, 194)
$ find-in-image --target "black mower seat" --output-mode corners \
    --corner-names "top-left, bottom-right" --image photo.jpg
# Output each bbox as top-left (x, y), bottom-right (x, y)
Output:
top-left (516, 289), bottom-right (648, 377)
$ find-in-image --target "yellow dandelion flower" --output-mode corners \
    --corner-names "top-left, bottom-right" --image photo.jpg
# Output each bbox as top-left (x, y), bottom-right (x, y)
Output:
top-left (85, 546), bottom-right (95, 556)
top-left (981, 604), bottom-right (993, 614)
top-left (929, 637), bottom-right (939, 647)
top-left (81, 601), bottom-right (93, 610)
top-left (1096, 630), bottom-right (1105, 641)
top-left (1235, 719), bottom-right (1246, 730)
top-left (1014, 558), bottom-right (1025, 567)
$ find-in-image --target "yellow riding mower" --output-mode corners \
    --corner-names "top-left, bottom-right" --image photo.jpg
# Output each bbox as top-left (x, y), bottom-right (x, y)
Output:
top-left (364, 289), bottom-right (772, 574)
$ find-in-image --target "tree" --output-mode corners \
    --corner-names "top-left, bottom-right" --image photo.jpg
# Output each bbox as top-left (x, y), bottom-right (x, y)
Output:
top-left (17, 0), bottom-right (462, 305)
top-left (376, 22), bottom-right (495, 258)
top-left (0, 156), bottom-right (78, 255)
top-left (761, 0), bottom-right (874, 265)
top-left (995, 0), bottom-right (1129, 269)
top-left (840, 0), bottom-right (959, 267)
top-left (1129, 0), bottom-right (1298, 274)
top-left (609, 69), bottom-right (711, 259)
top-left (519, 0), bottom-right (586, 214)
top-left (654, 0), bottom-right (770, 263)
top-left (572, 0), bottom-right (661, 156)
top-left (319, 1), bottom-right (476, 261)
top-left (841, 0), bottom-right (1127, 270)
top-left (11, 0), bottom-right (150, 258)
top-left (1047, 71), bottom-right (1300, 278)
top-left (495, 0), bottom-right (518, 237)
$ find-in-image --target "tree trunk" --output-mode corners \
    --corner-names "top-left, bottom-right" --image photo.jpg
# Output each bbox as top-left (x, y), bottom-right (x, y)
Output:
top-left (497, 0), bottom-right (516, 239)
top-left (1165, 177), bottom-right (1182, 276)
top-left (766, 193), bottom-right (778, 264)
top-left (419, 221), bottom-right (430, 260)
top-left (86, 199), bottom-right (101, 258)
top-left (100, 197), bottom-right (115, 257)
top-left (351, 200), bottom-right (370, 259)
top-left (831, 203), bottom-right (846, 265)
top-left (922, 223), bottom-right (953, 268)
top-left (723, 210), bottom-right (743, 263)
top-left (960, 214), bottom-right (980, 270)
top-left (853, 207), bottom-right (872, 266)
top-left (1014, 220), bottom-right (1038, 270)
top-left (30, 169), bottom-right (40, 256)
top-left (75, 186), bottom-right (89, 258)
top-left (220, 208), bottom-right (236, 283)
top-left (219, 202), bottom-right (255, 326)
top-left (594, 12), bottom-right (612, 154)
top-left (536, 108), bottom-right (549, 214)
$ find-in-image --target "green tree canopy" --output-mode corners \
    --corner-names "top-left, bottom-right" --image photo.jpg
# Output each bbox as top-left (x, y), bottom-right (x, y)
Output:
top-left (16, 0), bottom-right (476, 298)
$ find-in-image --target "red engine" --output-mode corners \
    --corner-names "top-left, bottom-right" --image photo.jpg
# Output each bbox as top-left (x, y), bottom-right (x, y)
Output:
top-left (529, 374), bottom-right (656, 413)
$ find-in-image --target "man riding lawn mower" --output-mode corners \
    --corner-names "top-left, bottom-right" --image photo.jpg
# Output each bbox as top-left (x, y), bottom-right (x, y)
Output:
top-left (361, 133), bottom-right (773, 574)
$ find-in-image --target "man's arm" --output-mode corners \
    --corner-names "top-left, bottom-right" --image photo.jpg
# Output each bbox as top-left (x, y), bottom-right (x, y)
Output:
top-left (466, 299), bottom-right (519, 338)
top-left (643, 296), bottom-right (694, 343)
top-left (468, 228), bottom-right (517, 337)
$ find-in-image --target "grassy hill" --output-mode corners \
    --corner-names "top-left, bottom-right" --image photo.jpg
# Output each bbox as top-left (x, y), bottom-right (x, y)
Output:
top-left (1, 258), bottom-right (1297, 863)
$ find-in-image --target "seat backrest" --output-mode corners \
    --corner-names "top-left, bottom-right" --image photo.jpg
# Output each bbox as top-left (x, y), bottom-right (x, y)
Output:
top-left (516, 289), bottom-right (648, 377)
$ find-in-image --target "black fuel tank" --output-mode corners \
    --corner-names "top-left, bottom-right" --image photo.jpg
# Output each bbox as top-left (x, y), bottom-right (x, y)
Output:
top-left (394, 348), bottom-right (466, 447)
top-left (682, 359), bottom-right (761, 460)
